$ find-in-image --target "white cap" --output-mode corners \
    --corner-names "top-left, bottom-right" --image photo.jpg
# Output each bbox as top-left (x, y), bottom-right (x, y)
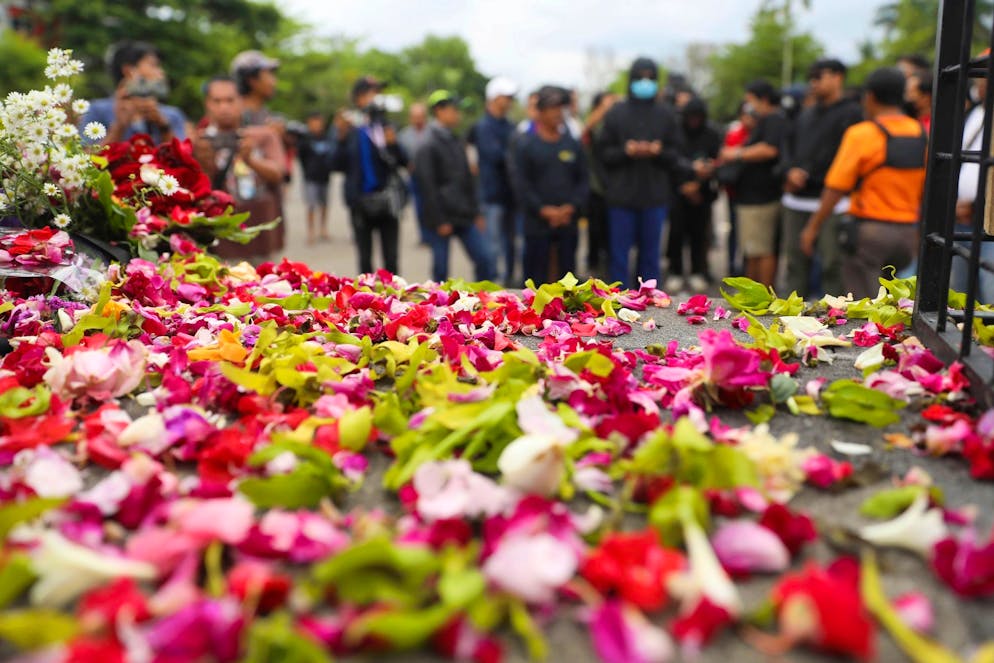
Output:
top-left (486, 76), bottom-right (519, 101)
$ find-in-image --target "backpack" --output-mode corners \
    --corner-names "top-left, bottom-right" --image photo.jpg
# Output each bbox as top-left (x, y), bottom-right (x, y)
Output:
top-left (854, 120), bottom-right (927, 190)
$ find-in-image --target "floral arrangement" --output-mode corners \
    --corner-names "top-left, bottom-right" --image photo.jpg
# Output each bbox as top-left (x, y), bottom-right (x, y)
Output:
top-left (0, 49), bottom-right (276, 259)
top-left (0, 246), bottom-right (992, 663)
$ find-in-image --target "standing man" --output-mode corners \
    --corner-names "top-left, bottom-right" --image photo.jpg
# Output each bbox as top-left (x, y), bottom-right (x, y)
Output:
top-left (720, 80), bottom-right (787, 288)
top-left (667, 96), bottom-right (722, 293)
top-left (515, 86), bottom-right (589, 284)
top-left (296, 111), bottom-right (335, 244)
top-left (905, 70), bottom-right (933, 134)
top-left (800, 68), bottom-right (926, 299)
top-left (398, 102), bottom-right (431, 245)
top-left (581, 91), bottom-right (619, 277)
top-left (331, 76), bottom-right (408, 275)
top-left (80, 40), bottom-right (188, 146)
top-left (414, 90), bottom-right (496, 283)
top-left (595, 56), bottom-right (684, 290)
top-left (781, 59), bottom-right (862, 298)
top-left (469, 76), bottom-right (519, 284)
top-left (192, 76), bottom-right (286, 263)
top-left (230, 50), bottom-right (281, 128)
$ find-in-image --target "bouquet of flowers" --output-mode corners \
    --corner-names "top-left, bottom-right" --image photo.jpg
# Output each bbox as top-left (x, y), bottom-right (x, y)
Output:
top-left (0, 48), bottom-right (278, 261)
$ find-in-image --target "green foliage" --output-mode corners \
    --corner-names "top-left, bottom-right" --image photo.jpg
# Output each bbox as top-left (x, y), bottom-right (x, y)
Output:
top-left (821, 379), bottom-right (906, 427)
top-left (0, 30), bottom-right (49, 97)
top-left (708, 6), bottom-right (824, 119)
top-left (860, 485), bottom-right (944, 519)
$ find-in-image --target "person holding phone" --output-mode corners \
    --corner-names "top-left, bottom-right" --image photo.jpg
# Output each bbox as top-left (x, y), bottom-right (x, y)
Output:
top-left (80, 40), bottom-right (188, 146)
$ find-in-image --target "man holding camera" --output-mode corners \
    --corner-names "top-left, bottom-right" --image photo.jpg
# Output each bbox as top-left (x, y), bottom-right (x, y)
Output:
top-left (81, 40), bottom-right (188, 146)
top-left (192, 76), bottom-right (286, 262)
top-left (331, 76), bottom-right (409, 275)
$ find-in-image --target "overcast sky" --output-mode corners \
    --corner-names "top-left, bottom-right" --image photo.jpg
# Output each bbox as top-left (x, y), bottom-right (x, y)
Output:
top-left (281, 0), bottom-right (885, 93)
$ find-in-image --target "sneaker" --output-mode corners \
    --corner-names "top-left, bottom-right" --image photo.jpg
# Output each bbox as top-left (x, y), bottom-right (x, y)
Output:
top-left (687, 274), bottom-right (710, 293)
top-left (663, 275), bottom-right (685, 294)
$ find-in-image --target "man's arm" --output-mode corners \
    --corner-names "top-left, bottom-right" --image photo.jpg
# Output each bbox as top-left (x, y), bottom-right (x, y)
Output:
top-left (799, 187), bottom-right (846, 256)
top-left (595, 107), bottom-right (628, 167)
top-left (242, 127), bottom-right (285, 185)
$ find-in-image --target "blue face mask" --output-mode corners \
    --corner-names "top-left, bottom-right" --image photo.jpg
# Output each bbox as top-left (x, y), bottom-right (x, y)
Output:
top-left (630, 78), bottom-right (658, 100)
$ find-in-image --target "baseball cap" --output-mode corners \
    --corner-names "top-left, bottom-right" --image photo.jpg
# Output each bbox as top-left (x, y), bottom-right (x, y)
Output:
top-left (486, 76), bottom-right (519, 100)
top-left (428, 89), bottom-right (459, 110)
top-left (535, 85), bottom-right (570, 110)
top-left (808, 58), bottom-right (847, 79)
top-left (351, 76), bottom-right (386, 101)
top-left (230, 50), bottom-right (280, 75)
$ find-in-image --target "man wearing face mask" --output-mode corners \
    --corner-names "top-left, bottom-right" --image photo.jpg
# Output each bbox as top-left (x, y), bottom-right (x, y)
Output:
top-left (331, 76), bottom-right (409, 275)
top-left (595, 57), bottom-right (684, 289)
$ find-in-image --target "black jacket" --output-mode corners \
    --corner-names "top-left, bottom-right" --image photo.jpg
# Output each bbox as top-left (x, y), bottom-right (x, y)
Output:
top-left (783, 98), bottom-right (863, 199)
top-left (515, 130), bottom-right (589, 236)
top-left (331, 122), bottom-right (408, 209)
top-left (678, 98), bottom-right (723, 205)
top-left (595, 99), bottom-right (684, 209)
top-left (413, 123), bottom-right (479, 229)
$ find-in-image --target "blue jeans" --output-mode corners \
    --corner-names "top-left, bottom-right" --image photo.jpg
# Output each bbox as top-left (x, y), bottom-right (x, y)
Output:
top-left (608, 206), bottom-right (668, 289)
top-left (408, 178), bottom-right (430, 244)
top-left (482, 203), bottom-right (515, 283)
top-left (428, 223), bottom-right (496, 283)
top-left (523, 228), bottom-right (578, 284)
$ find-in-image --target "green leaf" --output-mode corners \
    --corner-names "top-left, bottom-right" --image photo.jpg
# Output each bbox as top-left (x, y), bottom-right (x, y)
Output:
top-left (745, 403), bottom-right (776, 424)
top-left (720, 276), bottom-right (775, 314)
top-left (860, 485), bottom-right (943, 519)
top-left (822, 379), bottom-right (905, 427)
top-left (0, 554), bottom-right (35, 609)
top-left (671, 417), bottom-right (713, 453)
top-left (242, 612), bottom-right (333, 663)
top-left (349, 603), bottom-right (456, 650)
top-left (649, 485), bottom-right (709, 546)
top-left (700, 445), bottom-right (760, 490)
top-left (564, 350), bottom-right (615, 378)
top-left (339, 406), bottom-right (373, 451)
top-left (0, 497), bottom-right (65, 541)
top-left (770, 374), bottom-right (799, 403)
top-left (239, 467), bottom-right (341, 509)
top-left (509, 598), bottom-right (548, 661)
top-left (438, 568), bottom-right (486, 608)
top-left (0, 610), bottom-right (79, 650)
top-left (861, 550), bottom-right (961, 663)
top-left (768, 290), bottom-right (806, 316)
top-left (220, 362), bottom-right (277, 396)
top-left (0, 384), bottom-right (52, 419)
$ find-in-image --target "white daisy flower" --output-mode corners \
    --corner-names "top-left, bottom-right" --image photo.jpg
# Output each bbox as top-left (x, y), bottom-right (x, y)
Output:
top-left (43, 183), bottom-right (62, 197)
top-left (0, 193), bottom-right (9, 210)
top-left (25, 143), bottom-right (47, 164)
top-left (52, 213), bottom-right (71, 229)
top-left (83, 122), bottom-right (106, 141)
top-left (52, 84), bottom-right (72, 104)
top-left (157, 174), bottom-right (181, 196)
top-left (71, 99), bottom-right (90, 114)
top-left (55, 124), bottom-right (78, 140)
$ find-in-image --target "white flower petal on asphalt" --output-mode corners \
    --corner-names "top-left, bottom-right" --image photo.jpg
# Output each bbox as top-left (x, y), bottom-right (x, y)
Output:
top-left (483, 532), bottom-right (577, 604)
top-left (497, 432), bottom-right (566, 496)
top-left (29, 531), bottom-right (157, 608)
top-left (859, 493), bottom-right (947, 556)
top-left (830, 440), bottom-right (874, 456)
top-left (669, 519), bottom-right (742, 616)
top-left (854, 342), bottom-right (887, 371)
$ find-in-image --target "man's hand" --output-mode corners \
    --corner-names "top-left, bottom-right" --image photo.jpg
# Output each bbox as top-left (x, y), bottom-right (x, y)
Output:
top-left (384, 125), bottom-right (397, 145)
top-left (133, 97), bottom-right (166, 129)
top-left (192, 129), bottom-right (216, 171)
top-left (624, 140), bottom-right (643, 157)
top-left (799, 222), bottom-right (819, 257)
top-left (646, 140), bottom-right (662, 156)
top-left (956, 200), bottom-right (975, 224)
top-left (540, 205), bottom-right (560, 221)
top-left (238, 132), bottom-right (257, 162)
top-left (437, 223), bottom-right (454, 237)
top-left (719, 146), bottom-right (742, 162)
top-left (693, 158), bottom-right (713, 179)
top-left (784, 167), bottom-right (809, 193)
top-left (475, 215), bottom-right (486, 231)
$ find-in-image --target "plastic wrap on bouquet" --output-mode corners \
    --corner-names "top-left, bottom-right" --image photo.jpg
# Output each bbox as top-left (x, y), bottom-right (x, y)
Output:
top-left (0, 227), bottom-right (106, 297)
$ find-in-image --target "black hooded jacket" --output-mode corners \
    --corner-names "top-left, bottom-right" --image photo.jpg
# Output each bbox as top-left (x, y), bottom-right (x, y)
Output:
top-left (782, 96), bottom-right (863, 199)
top-left (595, 58), bottom-right (685, 209)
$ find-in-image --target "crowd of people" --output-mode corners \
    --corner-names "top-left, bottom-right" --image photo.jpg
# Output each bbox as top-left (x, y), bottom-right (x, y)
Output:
top-left (79, 41), bottom-right (992, 299)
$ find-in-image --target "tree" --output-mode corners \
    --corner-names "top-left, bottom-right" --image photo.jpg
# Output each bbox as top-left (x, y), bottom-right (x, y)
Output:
top-left (707, 3), bottom-right (823, 119)
top-left (0, 30), bottom-right (49, 97)
top-left (20, 0), bottom-right (296, 117)
top-left (862, 0), bottom-right (994, 71)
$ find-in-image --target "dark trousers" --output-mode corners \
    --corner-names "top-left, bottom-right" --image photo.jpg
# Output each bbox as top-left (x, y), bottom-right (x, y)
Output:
top-left (667, 196), bottom-right (710, 277)
top-left (523, 227), bottom-right (579, 284)
top-left (351, 209), bottom-right (399, 275)
top-left (586, 191), bottom-right (610, 274)
top-left (608, 205), bottom-right (668, 289)
top-left (843, 218), bottom-right (918, 299)
top-left (427, 223), bottom-right (496, 283)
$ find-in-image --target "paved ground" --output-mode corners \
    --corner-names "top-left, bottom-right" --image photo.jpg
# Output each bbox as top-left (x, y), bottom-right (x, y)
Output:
top-left (278, 172), bottom-right (994, 662)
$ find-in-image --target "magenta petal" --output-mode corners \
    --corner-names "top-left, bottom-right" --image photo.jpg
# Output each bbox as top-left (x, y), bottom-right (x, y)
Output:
top-left (711, 520), bottom-right (790, 575)
top-left (590, 601), bottom-right (644, 663)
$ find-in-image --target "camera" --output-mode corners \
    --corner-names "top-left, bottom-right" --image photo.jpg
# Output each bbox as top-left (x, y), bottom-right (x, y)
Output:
top-left (203, 125), bottom-right (241, 153)
top-left (124, 77), bottom-right (170, 101)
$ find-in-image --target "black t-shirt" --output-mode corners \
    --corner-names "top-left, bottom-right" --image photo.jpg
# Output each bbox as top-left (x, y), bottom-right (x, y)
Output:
top-left (737, 111), bottom-right (787, 205)
top-left (515, 131), bottom-right (589, 236)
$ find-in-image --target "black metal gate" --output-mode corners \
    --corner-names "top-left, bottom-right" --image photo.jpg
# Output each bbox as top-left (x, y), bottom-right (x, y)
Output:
top-left (914, 0), bottom-right (994, 407)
